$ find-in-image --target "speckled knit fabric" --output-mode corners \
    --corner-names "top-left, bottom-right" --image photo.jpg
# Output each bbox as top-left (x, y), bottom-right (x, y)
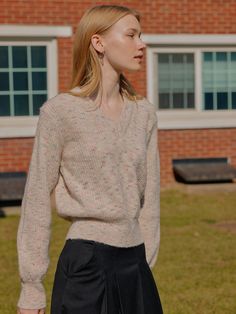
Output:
top-left (16, 87), bottom-right (161, 310)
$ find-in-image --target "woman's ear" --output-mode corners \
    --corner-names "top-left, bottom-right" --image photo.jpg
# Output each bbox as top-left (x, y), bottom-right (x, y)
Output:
top-left (91, 34), bottom-right (104, 54)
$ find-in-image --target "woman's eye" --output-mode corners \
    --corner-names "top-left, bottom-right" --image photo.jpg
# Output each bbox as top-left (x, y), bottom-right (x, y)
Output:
top-left (128, 34), bottom-right (134, 38)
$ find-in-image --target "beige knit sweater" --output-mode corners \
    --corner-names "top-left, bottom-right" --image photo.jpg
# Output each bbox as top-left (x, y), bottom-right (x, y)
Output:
top-left (16, 88), bottom-right (161, 309)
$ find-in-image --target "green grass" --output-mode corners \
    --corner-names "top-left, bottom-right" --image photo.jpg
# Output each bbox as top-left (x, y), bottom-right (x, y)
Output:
top-left (0, 189), bottom-right (235, 313)
top-left (155, 189), bottom-right (236, 314)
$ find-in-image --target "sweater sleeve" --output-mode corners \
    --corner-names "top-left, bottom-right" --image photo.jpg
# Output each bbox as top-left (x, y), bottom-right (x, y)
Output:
top-left (16, 104), bottom-right (63, 310)
top-left (139, 105), bottom-right (161, 269)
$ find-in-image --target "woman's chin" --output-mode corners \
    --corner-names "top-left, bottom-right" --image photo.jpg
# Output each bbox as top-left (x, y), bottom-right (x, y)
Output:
top-left (125, 63), bottom-right (142, 72)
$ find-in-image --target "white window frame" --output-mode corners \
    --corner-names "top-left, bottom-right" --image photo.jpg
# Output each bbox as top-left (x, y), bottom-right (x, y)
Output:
top-left (142, 34), bottom-right (236, 129)
top-left (0, 25), bottom-right (72, 138)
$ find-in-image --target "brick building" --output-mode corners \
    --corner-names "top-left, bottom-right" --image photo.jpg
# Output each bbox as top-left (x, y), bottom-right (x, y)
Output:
top-left (0, 0), bottom-right (236, 188)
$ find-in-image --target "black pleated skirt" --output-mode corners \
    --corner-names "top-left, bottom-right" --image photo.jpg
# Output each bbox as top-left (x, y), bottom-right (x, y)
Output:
top-left (50, 238), bottom-right (163, 314)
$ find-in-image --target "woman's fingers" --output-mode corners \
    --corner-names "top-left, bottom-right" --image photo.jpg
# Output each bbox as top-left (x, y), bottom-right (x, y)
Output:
top-left (16, 308), bottom-right (45, 314)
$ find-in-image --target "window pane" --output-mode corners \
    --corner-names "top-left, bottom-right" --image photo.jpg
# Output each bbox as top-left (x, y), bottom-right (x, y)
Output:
top-left (158, 54), bottom-right (169, 63)
top-left (12, 46), bottom-right (27, 68)
top-left (187, 93), bottom-right (194, 108)
top-left (173, 54), bottom-right (184, 63)
top-left (0, 46), bottom-right (9, 68)
top-left (31, 46), bottom-right (46, 68)
top-left (14, 95), bottom-right (29, 115)
top-left (158, 53), bottom-right (194, 109)
top-left (216, 52), bottom-right (227, 61)
top-left (204, 52), bottom-right (213, 62)
top-left (231, 52), bottom-right (236, 61)
top-left (217, 92), bottom-right (228, 109)
top-left (33, 94), bottom-right (47, 115)
top-left (202, 51), bottom-right (236, 110)
top-left (204, 93), bottom-right (214, 110)
top-left (159, 93), bottom-right (170, 109)
top-left (13, 72), bottom-right (28, 91)
top-left (187, 54), bottom-right (194, 63)
top-left (232, 92), bottom-right (236, 109)
top-left (32, 72), bottom-right (47, 90)
top-left (0, 95), bottom-right (10, 116)
top-left (0, 72), bottom-right (9, 91)
top-left (173, 93), bottom-right (184, 108)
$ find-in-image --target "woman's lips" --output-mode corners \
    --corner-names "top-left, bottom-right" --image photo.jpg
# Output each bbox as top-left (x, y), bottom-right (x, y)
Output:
top-left (134, 56), bottom-right (143, 61)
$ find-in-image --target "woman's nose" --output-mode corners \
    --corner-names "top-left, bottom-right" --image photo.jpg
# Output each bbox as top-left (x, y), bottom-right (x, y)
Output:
top-left (139, 38), bottom-right (146, 49)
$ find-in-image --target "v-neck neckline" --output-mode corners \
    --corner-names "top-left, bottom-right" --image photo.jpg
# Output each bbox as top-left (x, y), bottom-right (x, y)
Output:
top-left (69, 86), bottom-right (132, 132)
top-left (94, 96), bottom-right (128, 125)
top-left (86, 92), bottom-right (128, 127)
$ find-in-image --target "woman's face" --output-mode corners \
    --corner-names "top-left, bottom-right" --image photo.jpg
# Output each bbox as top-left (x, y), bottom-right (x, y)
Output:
top-left (95, 14), bottom-right (146, 73)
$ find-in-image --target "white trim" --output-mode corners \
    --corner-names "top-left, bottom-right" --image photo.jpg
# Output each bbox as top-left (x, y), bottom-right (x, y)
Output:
top-left (0, 24), bottom-right (72, 38)
top-left (147, 47), bottom-right (154, 103)
top-left (145, 43), bottom-right (236, 130)
top-left (0, 39), bottom-right (58, 138)
top-left (0, 116), bottom-right (38, 138)
top-left (141, 34), bottom-right (236, 45)
top-left (2, 109), bottom-right (236, 138)
top-left (156, 110), bottom-right (236, 129)
top-left (47, 39), bottom-right (58, 99)
top-left (195, 49), bottom-right (202, 111)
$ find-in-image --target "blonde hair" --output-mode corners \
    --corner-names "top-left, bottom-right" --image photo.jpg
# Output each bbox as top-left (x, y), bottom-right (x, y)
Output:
top-left (68, 4), bottom-right (144, 107)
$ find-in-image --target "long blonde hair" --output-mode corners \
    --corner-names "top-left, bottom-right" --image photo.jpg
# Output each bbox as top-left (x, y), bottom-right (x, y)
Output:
top-left (68, 4), bottom-right (144, 106)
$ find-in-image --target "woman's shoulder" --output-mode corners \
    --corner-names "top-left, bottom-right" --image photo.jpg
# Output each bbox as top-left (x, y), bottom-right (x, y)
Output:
top-left (136, 96), bottom-right (157, 116)
top-left (40, 91), bottom-right (90, 117)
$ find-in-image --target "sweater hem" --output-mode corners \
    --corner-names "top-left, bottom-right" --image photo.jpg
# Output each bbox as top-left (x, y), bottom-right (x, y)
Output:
top-left (65, 218), bottom-right (144, 248)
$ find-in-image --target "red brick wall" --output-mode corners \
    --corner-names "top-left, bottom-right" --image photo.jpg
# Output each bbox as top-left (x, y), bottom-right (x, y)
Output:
top-left (0, 0), bottom-right (236, 187)
top-left (159, 128), bottom-right (236, 187)
top-left (0, 138), bottom-right (33, 172)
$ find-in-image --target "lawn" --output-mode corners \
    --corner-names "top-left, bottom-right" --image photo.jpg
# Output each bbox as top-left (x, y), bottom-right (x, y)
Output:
top-left (0, 188), bottom-right (235, 314)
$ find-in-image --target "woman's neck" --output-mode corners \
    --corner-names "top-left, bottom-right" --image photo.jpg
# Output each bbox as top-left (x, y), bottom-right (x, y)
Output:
top-left (91, 63), bottom-right (123, 108)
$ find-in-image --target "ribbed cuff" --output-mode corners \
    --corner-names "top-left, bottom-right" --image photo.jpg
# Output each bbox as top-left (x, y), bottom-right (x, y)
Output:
top-left (17, 281), bottom-right (46, 310)
top-left (147, 246), bottom-right (159, 269)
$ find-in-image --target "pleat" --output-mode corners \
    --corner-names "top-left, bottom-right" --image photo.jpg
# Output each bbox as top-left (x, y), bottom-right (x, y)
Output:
top-left (115, 262), bottom-right (144, 314)
top-left (112, 260), bottom-right (163, 314)
top-left (51, 239), bottom-right (163, 314)
top-left (114, 271), bottom-right (125, 314)
top-left (137, 260), bottom-right (163, 313)
top-left (102, 268), bottom-right (121, 314)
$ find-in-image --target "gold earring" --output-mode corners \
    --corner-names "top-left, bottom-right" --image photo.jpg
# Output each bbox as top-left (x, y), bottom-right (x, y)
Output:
top-left (99, 51), bottom-right (104, 66)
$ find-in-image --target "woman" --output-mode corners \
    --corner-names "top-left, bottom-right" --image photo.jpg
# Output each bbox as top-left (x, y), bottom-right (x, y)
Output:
top-left (17, 4), bottom-right (163, 314)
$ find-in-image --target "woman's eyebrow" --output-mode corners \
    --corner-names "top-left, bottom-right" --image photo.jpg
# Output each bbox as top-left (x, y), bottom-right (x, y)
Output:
top-left (126, 28), bottom-right (142, 35)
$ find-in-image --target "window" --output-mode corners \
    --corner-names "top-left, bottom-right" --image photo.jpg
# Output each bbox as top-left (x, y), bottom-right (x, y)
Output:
top-left (0, 39), bottom-right (57, 138)
top-left (202, 52), bottom-right (236, 110)
top-left (158, 53), bottom-right (195, 109)
top-left (0, 45), bottom-right (48, 117)
top-left (0, 25), bottom-right (72, 138)
top-left (143, 34), bottom-right (236, 129)
top-left (155, 50), bottom-right (236, 111)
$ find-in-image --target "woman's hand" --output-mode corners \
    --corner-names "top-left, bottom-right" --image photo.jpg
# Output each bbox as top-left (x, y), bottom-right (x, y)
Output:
top-left (17, 307), bottom-right (45, 314)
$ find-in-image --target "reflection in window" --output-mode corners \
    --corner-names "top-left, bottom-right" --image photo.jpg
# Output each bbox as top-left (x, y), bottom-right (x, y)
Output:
top-left (14, 95), bottom-right (29, 116)
top-left (0, 95), bottom-right (10, 116)
top-left (12, 46), bottom-right (27, 68)
top-left (32, 72), bottom-right (47, 90)
top-left (33, 94), bottom-right (47, 115)
top-left (202, 51), bottom-right (236, 110)
top-left (232, 92), bottom-right (236, 109)
top-left (13, 72), bottom-right (28, 91)
top-left (0, 46), bottom-right (9, 68)
top-left (0, 72), bottom-right (9, 91)
top-left (158, 53), bottom-right (195, 109)
top-left (31, 46), bottom-right (46, 68)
